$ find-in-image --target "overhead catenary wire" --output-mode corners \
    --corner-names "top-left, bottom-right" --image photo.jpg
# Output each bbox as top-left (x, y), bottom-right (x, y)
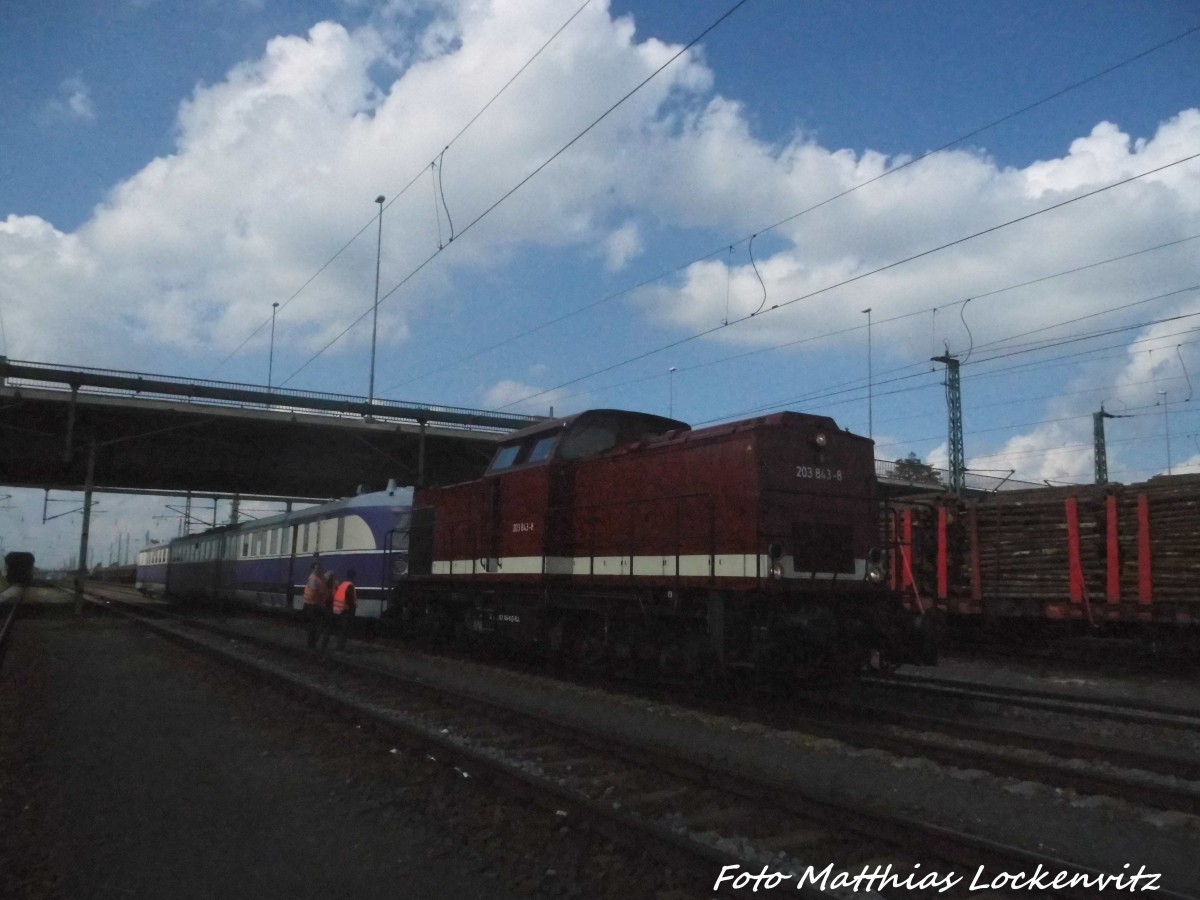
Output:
top-left (208, 0), bottom-right (597, 379)
top-left (691, 310), bottom-right (1200, 466)
top-left (793, 332), bottom-right (1200, 477)
top-left (495, 151), bottom-right (1200, 412)
top-left (539, 235), bottom-right (1200, 412)
top-left (748, 233), bottom-right (767, 316)
top-left (720, 313), bottom-right (1200, 427)
top-left (870, 370), bottom-right (1195, 447)
top-left (279, 0), bottom-right (754, 387)
top-left (388, 21), bottom-right (1200, 394)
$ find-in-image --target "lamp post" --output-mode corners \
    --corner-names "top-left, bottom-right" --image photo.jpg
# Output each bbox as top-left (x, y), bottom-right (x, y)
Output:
top-left (668, 367), bottom-right (677, 418)
top-left (368, 194), bottom-right (385, 407)
top-left (1159, 390), bottom-right (1172, 475)
top-left (862, 307), bottom-right (873, 438)
top-left (267, 301), bottom-right (279, 390)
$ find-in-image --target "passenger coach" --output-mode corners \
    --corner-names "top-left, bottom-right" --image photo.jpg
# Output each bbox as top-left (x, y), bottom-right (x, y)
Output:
top-left (136, 485), bottom-right (412, 618)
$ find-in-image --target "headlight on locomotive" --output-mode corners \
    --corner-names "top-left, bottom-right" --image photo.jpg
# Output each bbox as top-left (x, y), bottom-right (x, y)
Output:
top-left (865, 547), bottom-right (885, 583)
top-left (767, 542), bottom-right (785, 579)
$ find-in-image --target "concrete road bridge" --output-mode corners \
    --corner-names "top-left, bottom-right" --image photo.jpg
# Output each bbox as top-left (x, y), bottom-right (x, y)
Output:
top-left (0, 357), bottom-right (541, 500)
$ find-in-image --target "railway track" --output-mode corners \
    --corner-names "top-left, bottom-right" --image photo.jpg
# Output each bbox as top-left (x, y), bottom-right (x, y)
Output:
top-left (861, 670), bottom-right (1200, 730)
top-left (777, 695), bottom-right (1200, 815)
top-left (83, 588), bottom-right (1199, 900)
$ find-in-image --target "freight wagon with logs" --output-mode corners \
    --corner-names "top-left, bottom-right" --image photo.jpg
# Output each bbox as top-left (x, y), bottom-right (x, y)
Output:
top-left (893, 474), bottom-right (1200, 629)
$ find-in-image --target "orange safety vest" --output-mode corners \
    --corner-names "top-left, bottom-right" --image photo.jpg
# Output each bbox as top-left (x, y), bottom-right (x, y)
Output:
top-left (332, 580), bottom-right (356, 614)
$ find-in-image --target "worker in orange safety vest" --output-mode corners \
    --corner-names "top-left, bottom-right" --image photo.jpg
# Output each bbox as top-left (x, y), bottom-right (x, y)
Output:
top-left (322, 568), bottom-right (357, 651)
top-left (302, 560), bottom-right (325, 648)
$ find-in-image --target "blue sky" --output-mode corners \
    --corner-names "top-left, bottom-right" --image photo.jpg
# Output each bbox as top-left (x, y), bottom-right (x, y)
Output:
top-left (1, 0), bottom-right (1199, 566)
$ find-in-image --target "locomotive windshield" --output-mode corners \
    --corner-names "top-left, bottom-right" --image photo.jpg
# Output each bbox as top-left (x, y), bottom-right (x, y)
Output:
top-left (558, 411), bottom-right (685, 460)
top-left (487, 409), bottom-right (688, 473)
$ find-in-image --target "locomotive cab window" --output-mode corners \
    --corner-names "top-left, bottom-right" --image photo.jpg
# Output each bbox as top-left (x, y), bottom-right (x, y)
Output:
top-left (527, 434), bottom-right (558, 463)
top-left (489, 411), bottom-right (687, 472)
top-left (488, 432), bottom-right (559, 472)
top-left (490, 443), bottom-right (523, 472)
top-left (559, 412), bottom-right (686, 461)
top-left (558, 424), bottom-right (616, 460)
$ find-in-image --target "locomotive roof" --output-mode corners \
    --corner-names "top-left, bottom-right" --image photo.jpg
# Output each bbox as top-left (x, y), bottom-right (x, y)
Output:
top-left (499, 408), bottom-right (690, 444)
top-left (686, 411), bottom-right (847, 440)
top-left (482, 409), bottom-right (692, 474)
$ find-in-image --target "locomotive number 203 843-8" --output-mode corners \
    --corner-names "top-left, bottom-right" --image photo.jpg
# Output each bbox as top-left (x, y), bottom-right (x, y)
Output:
top-left (796, 465), bottom-right (842, 481)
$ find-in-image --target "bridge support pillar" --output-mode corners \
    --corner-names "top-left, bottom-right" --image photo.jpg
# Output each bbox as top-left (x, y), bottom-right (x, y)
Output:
top-left (73, 438), bottom-right (96, 615)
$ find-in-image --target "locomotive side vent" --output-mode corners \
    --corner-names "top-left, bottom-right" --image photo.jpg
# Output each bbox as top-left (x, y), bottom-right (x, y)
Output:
top-left (792, 523), bottom-right (855, 574)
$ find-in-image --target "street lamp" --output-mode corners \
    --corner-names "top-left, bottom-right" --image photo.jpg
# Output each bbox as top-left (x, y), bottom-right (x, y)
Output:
top-left (668, 367), bottom-right (678, 418)
top-left (368, 194), bottom-right (385, 407)
top-left (862, 307), bottom-right (873, 438)
top-left (1159, 390), bottom-right (1172, 475)
top-left (268, 301), bottom-right (279, 390)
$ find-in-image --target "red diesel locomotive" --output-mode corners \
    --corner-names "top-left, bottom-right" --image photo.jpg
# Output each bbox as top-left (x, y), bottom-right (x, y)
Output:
top-left (394, 409), bottom-right (932, 677)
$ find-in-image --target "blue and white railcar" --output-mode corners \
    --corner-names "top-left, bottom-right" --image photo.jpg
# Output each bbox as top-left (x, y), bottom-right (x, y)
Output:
top-left (135, 486), bottom-right (413, 618)
top-left (135, 544), bottom-right (170, 595)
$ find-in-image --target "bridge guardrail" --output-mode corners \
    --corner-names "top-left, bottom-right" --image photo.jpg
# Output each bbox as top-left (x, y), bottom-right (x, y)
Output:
top-left (0, 357), bottom-right (541, 434)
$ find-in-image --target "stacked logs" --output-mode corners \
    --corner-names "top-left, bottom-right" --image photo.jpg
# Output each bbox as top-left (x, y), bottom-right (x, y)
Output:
top-left (897, 474), bottom-right (1200, 617)
top-left (1115, 473), bottom-right (1200, 603)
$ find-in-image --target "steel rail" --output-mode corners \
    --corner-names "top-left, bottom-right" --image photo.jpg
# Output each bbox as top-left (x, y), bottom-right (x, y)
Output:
top-left (0, 585), bottom-right (29, 678)
top-left (85, 584), bottom-right (1200, 813)
top-left (864, 671), bottom-right (1200, 730)
top-left (87, 590), bottom-right (1200, 900)
top-left (780, 699), bottom-right (1200, 814)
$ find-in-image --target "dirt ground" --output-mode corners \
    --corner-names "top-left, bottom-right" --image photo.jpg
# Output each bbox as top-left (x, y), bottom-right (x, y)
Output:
top-left (6, 601), bottom-right (1197, 900)
top-left (0, 612), bottom-right (543, 900)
